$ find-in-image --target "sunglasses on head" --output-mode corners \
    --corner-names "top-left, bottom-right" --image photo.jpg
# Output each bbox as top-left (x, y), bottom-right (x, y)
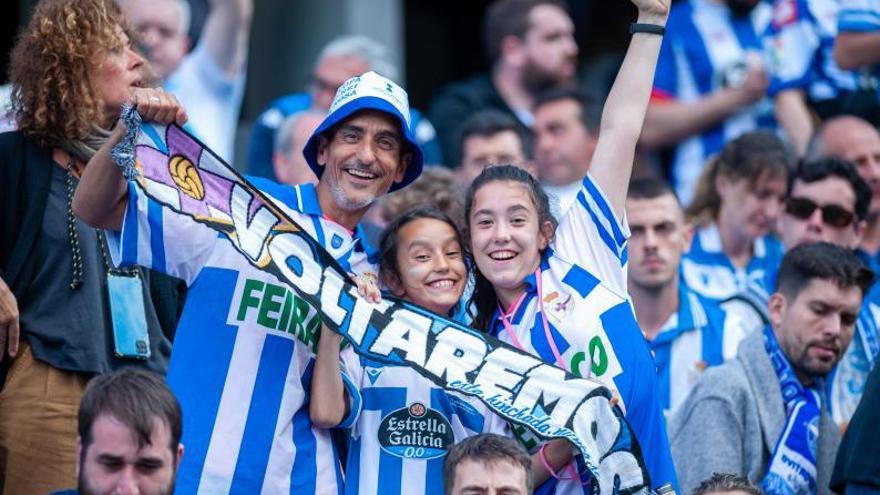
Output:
top-left (784, 197), bottom-right (855, 228)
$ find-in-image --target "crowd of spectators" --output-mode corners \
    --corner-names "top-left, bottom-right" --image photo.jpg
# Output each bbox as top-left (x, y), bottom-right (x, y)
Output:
top-left (2, 0), bottom-right (880, 494)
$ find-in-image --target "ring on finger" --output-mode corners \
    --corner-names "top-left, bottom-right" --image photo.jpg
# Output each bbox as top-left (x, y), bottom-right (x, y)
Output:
top-left (149, 96), bottom-right (161, 102)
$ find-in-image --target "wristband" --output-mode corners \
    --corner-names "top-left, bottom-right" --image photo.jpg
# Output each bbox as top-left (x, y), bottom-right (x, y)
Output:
top-left (539, 444), bottom-right (589, 484)
top-left (630, 23), bottom-right (665, 36)
top-left (539, 443), bottom-right (567, 481)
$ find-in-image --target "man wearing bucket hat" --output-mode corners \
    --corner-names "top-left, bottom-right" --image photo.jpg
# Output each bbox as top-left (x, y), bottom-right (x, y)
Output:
top-left (73, 72), bottom-right (421, 493)
top-left (303, 70), bottom-right (423, 230)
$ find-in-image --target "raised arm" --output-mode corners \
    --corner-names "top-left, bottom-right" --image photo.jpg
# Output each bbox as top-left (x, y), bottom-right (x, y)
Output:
top-left (774, 89), bottom-right (814, 157)
top-left (589, 0), bottom-right (670, 218)
top-left (640, 69), bottom-right (767, 148)
top-left (199, 0), bottom-right (253, 78)
top-left (73, 88), bottom-right (187, 230)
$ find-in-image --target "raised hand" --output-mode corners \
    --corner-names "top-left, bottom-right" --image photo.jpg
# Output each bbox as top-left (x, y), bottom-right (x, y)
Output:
top-left (630, 0), bottom-right (670, 24)
top-left (734, 62), bottom-right (769, 106)
top-left (350, 272), bottom-right (382, 304)
top-left (129, 87), bottom-right (188, 127)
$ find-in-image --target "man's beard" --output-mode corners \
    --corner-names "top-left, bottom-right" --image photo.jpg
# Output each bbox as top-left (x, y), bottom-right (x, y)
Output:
top-left (725, 0), bottom-right (759, 17)
top-left (78, 468), bottom-right (176, 495)
top-left (631, 272), bottom-right (675, 294)
top-left (329, 180), bottom-right (376, 212)
top-left (520, 60), bottom-right (574, 94)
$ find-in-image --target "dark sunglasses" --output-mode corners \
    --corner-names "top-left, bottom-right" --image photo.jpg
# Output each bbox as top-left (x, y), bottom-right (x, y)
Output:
top-left (784, 197), bottom-right (855, 228)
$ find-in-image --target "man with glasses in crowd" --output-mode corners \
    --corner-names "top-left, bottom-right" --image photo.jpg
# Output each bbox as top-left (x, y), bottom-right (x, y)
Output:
top-left (725, 157), bottom-right (879, 429)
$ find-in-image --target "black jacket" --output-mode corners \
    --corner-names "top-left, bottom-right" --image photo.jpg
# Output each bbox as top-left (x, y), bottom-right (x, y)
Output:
top-left (427, 73), bottom-right (528, 166)
top-left (0, 131), bottom-right (185, 382)
top-left (831, 361), bottom-right (880, 492)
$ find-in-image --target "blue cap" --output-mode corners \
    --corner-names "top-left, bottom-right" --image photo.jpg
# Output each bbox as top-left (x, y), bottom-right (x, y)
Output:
top-left (302, 71), bottom-right (424, 192)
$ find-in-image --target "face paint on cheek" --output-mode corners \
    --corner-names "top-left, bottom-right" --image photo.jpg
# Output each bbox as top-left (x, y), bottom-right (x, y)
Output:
top-left (401, 265), bottom-right (422, 300)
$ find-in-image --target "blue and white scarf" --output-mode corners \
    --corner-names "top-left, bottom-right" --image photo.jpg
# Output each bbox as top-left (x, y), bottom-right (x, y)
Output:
top-left (110, 108), bottom-right (654, 495)
top-left (761, 326), bottom-right (822, 495)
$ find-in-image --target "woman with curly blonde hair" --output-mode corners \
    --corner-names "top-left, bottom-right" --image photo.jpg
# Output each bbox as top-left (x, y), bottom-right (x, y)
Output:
top-left (0, 0), bottom-right (185, 492)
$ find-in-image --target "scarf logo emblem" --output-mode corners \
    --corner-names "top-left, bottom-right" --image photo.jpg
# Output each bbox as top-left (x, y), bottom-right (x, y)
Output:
top-left (807, 416), bottom-right (819, 459)
top-left (168, 154), bottom-right (205, 200)
top-left (544, 291), bottom-right (573, 323)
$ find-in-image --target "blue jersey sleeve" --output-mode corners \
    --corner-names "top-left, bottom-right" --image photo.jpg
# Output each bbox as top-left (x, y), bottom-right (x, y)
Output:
top-left (339, 347), bottom-right (365, 430)
top-left (605, 304), bottom-right (680, 492)
top-left (766, 0), bottom-right (822, 95)
top-left (839, 0), bottom-right (880, 32)
top-left (106, 182), bottom-right (217, 285)
top-left (653, 33), bottom-right (679, 99)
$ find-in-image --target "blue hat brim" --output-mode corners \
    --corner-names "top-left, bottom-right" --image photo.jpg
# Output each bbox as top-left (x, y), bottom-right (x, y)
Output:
top-left (302, 96), bottom-right (424, 193)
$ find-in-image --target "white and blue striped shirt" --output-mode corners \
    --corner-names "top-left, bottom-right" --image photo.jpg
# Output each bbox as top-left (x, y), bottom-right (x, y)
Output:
top-left (485, 175), bottom-right (678, 495)
top-left (765, 0), bottom-right (859, 102)
top-left (681, 223), bottom-right (785, 301)
top-left (648, 284), bottom-right (749, 416)
top-left (838, 0), bottom-right (880, 84)
top-left (340, 351), bottom-right (510, 495)
top-left (839, 0), bottom-right (880, 31)
top-left (652, 0), bottom-right (776, 204)
top-left (109, 179), bottom-right (371, 494)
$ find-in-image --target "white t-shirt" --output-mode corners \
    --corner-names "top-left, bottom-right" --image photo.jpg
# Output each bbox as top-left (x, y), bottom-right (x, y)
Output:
top-left (165, 43), bottom-right (246, 163)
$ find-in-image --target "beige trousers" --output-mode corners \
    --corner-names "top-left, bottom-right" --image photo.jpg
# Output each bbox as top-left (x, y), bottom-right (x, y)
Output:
top-left (0, 343), bottom-right (89, 495)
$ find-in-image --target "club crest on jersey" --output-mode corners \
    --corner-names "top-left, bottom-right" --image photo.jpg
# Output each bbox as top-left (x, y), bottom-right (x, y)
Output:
top-left (543, 291), bottom-right (573, 323)
top-left (772, 0), bottom-right (798, 28)
top-left (378, 402), bottom-right (454, 460)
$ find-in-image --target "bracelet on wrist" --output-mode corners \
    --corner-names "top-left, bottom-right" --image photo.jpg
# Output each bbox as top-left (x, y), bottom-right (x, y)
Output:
top-left (538, 443), bottom-right (564, 481)
top-left (630, 22), bottom-right (665, 36)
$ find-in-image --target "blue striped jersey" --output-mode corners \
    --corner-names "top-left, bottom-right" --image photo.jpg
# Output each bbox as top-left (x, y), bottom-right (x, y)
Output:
top-left (765, 0), bottom-right (859, 101)
top-left (485, 175), bottom-right (678, 495)
top-left (108, 179), bottom-right (372, 494)
top-left (681, 223), bottom-right (785, 301)
top-left (648, 284), bottom-right (750, 416)
top-left (839, 0), bottom-right (880, 32)
top-left (340, 351), bottom-right (510, 495)
top-left (725, 266), bottom-right (880, 427)
top-left (652, 0), bottom-right (775, 204)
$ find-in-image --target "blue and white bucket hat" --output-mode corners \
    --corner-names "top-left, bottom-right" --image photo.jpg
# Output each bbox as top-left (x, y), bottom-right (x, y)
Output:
top-left (302, 71), bottom-right (424, 192)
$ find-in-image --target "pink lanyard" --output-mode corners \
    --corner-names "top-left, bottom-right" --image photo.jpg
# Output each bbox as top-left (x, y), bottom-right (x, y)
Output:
top-left (499, 269), bottom-right (588, 484)
top-left (497, 268), bottom-right (567, 370)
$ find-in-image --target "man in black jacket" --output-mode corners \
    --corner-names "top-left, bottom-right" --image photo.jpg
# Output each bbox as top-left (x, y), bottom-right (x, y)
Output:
top-left (428, 0), bottom-right (577, 165)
